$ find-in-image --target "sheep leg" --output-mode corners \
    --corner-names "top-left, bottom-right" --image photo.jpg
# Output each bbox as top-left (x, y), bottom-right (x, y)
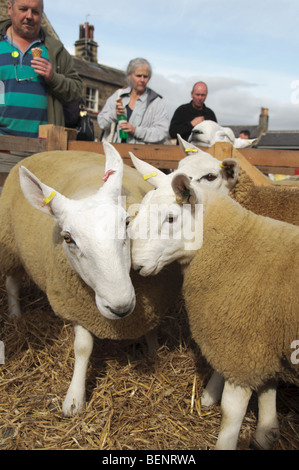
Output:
top-left (251, 382), bottom-right (280, 450)
top-left (144, 328), bottom-right (159, 356)
top-left (62, 324), bottom-right (94, 417)
top-left (6, 275), bottom-right (21, 319)
top-left (215, 380), bottom-right (252, 450)
top-left (201, 370), bottom-right (224, 407)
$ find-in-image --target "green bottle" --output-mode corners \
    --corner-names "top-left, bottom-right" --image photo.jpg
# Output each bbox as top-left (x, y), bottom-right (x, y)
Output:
top-left (116, 96), bottom-right (128, 141)
top-left (118, 114), bottom-right (128, 141)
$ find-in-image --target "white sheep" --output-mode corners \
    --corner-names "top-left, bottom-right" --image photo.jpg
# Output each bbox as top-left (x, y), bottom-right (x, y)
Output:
top-left (0, 144), bottom-right (182, 417)
top-left (189, 120), bottom-right (256, 148)
top-left (128, 159), bottom-right (299, 450)
top-left (130, 135), bottom-right (239, 196)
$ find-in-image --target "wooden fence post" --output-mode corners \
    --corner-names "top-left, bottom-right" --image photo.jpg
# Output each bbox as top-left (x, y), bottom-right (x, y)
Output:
top-left (39, 125), bottom-right (77, 151)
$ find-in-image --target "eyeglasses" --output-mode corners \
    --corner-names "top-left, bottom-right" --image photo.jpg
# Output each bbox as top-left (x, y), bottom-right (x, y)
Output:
top-left (13, 64), bottom-right (37, 82)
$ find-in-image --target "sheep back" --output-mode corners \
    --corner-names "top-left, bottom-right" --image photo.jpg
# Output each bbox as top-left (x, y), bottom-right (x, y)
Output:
top-left (0, 151), bottom-right (182, 340)
top-left (230, 169), bottom-right (299, 226)
top-left (183, 192), bottom-right (299, 389)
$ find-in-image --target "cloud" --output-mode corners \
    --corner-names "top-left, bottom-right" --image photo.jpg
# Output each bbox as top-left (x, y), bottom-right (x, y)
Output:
top-left (150, 73), bottom-right (298, 130)
top-left (44, 0), bottom-right (299, 131)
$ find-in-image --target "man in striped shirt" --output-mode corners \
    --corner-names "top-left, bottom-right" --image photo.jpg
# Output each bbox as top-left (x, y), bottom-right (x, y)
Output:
top-left (0, 0), bottom-right (82, 138)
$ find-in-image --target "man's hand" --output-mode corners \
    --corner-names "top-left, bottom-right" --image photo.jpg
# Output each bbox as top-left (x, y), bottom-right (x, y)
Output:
top-left (31, 57), bottom-right (54, 82)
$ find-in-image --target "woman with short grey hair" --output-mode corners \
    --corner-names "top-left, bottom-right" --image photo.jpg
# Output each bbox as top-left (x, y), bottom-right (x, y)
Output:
top-left (98, 57), bottom-right (169, 144)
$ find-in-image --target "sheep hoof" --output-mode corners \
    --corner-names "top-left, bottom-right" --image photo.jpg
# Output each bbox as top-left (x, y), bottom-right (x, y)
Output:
top-left (201, 389), bottom-right (218, 407)
top-left (8, 304), bottom-right (22, 319)
top-left (251, 428), bottom-right (280, 450)
top-left (62, 397), bottom-right (85, 417)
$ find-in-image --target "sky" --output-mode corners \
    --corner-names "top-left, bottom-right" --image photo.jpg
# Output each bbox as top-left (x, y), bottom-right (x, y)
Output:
top-left (44, 0), bottom-right (299, 131)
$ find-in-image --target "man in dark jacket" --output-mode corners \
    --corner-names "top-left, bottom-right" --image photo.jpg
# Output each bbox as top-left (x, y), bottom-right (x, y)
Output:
top-left (0, 0), bottom-right (82, 137)
top-left (169, 81), bottom-right (217, 142)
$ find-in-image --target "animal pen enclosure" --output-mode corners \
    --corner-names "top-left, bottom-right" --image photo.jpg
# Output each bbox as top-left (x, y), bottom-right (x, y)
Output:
top-left (0, 126), bottom-right (298, 450)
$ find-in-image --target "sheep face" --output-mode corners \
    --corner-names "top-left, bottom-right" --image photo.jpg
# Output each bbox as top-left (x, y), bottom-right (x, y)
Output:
top-left (59, 198), bottom-right (135, 319)
top-left (187, 120), bottom-right (256, 148)
top-left (188, 120), bottom-right (221, 147)
top-left (129, 173), bottom-right (203, 276)
top-left (19, 143), bottom-right (136, 321)
top-left (177, 135), bottom-right (239, 194)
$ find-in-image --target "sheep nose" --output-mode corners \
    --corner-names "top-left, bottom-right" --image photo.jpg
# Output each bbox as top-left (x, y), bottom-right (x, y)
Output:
top-left (106, 306), bottom-right (132, 318)
top-left (134, 265), bottom-right (143, 273)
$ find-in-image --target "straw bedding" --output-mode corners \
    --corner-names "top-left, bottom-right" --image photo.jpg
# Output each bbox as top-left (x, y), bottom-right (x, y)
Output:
top-left (0, 276), bottom-right (298, 450)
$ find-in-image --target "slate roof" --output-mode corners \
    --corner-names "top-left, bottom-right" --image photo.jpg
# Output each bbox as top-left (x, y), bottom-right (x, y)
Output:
top-left (255, 131), bottom-right (299, 150)
top-left (72, 56), bottom-right (126, 87)
top-left (224, 125), bottom-right (260, 139)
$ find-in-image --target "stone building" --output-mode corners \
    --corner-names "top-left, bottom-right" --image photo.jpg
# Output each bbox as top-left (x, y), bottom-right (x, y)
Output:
top-left (72, 22), bottom-right (126, 139)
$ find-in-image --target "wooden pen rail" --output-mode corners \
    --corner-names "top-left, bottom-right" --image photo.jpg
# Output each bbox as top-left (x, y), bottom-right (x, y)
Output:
top-left (1, 125), bottom-right (299, 188)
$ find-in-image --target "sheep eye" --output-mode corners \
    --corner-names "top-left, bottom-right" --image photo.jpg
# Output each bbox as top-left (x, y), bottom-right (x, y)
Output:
top-left (62, 231), bottom-right (75, 245)
top-left (126, 216), bottom-right (132, 227)
top-left (202, 173), bottom-right (217, 182)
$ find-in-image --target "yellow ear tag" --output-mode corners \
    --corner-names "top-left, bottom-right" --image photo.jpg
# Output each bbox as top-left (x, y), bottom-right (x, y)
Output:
top-left (43, 191), bottom-right (56, 204)
top-left (185, 148), bottom-right (198, 153)
top-left (143, 172), bottom-right (157, 181)
top-left (220, 163), bottom-right (224, 168)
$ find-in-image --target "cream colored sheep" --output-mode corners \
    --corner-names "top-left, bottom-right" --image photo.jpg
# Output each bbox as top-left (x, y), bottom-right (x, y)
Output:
top-left (0, 147), bottom-right (182, 416)
top-left (129, 164), bottom-right (299, 450)
top-left (230, 168), bottom-right (299, 226)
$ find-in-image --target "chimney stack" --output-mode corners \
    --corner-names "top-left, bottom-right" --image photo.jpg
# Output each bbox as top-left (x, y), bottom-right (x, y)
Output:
top-left (257, 107), bottom-right (269, 136)
top-left (75, 22), bottom-right (98, 63)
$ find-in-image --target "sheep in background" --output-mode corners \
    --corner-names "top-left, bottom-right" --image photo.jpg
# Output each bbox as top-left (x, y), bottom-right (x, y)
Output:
top-left (179, 136), bottom-right (299, 227)
top-left (188, 120), bottom-right (256, 148)
top-left (0, 145), bottom-right (182, 416)
top-left (129, 159), bottom-right (299, 450)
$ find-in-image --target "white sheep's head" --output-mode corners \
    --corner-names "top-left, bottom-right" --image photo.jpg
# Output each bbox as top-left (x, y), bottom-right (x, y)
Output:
top-left (177, 135), bottom-right (239, 193)
top-left (128, 167), bottom-right (204, 276)
top-left (188, 120), bottom-right (221, 147)
top-left (188, 120), bottom-right (256, 149)
top-left (129, 136), bottom-right (238, 197)
top-left (19, 142), bottom-right (136, 321)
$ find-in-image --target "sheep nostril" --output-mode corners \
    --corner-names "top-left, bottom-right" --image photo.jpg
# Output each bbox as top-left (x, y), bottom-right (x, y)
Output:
top-left (106, 306), bottom-right (131, 318)
top-left (135, 266), bottom-right (143, 273)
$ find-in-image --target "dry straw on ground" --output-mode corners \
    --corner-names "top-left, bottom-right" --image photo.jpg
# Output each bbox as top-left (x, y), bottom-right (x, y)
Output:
top-left (0, 276), bottom-right (298, 450)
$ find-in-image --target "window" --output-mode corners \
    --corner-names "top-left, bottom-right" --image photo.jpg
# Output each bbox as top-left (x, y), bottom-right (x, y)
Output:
top-left (86, 86), bottom-right (98, 112)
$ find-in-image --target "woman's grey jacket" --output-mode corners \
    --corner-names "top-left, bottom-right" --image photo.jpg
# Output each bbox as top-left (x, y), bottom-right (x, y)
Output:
top-left (97, 86), bottom-right (169, 144)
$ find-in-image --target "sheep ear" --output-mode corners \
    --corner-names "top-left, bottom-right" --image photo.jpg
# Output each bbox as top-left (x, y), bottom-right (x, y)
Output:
top-left (19, 166), bottom-right (65, 219)
top-left (177, 134), bottom-right (199, 156)
top-left (100, 142), bottom-right (124, 201)
top-left (172, 173), bottom-right (201, 205)
top-left (129, 152), bottom-right (168, 188)
top-left (220, 158), bottom-right (239, 189)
